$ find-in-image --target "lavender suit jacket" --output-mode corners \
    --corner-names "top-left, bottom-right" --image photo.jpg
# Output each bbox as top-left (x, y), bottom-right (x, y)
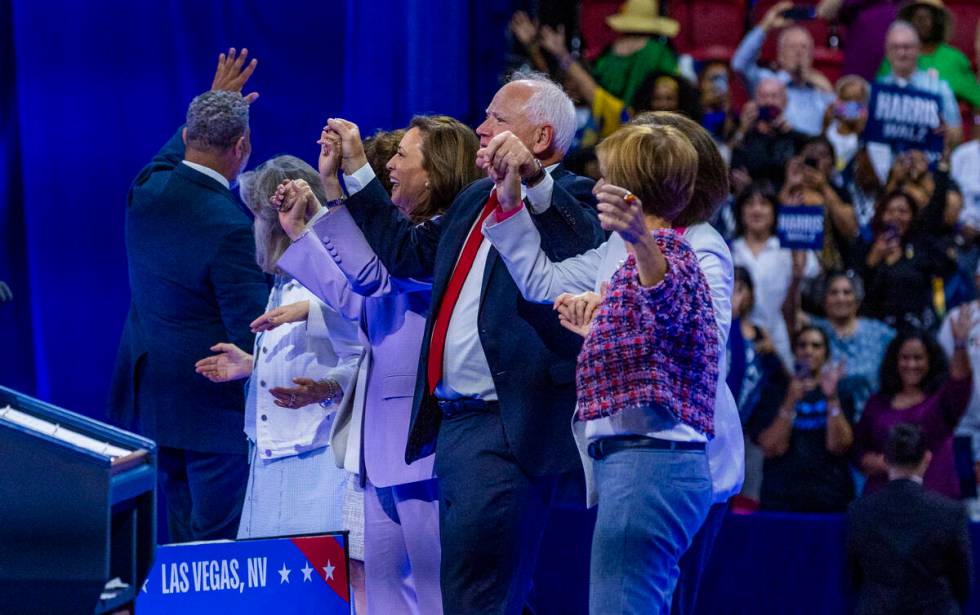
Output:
top-left (277, 206), bottom-right (434, 488)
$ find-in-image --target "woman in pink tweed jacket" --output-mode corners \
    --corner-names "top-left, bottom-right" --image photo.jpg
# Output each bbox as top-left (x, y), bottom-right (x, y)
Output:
top-left (551, 123), bottom-right (720, 613)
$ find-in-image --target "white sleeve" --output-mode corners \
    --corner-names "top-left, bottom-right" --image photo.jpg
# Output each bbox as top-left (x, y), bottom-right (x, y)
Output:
top-left (482, 205), bottom-right (606, 302)
top-left (342, 163), bottom-right (377, 196)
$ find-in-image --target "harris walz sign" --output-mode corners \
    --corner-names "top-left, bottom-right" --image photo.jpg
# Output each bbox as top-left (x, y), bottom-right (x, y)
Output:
top-left (863, 82), bottom-right (944, 163)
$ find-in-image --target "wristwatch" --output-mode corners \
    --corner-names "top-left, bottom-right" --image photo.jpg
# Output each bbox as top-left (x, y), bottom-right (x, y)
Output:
top-left (522, 158), bottom-right (546, 187)
top-left (317, 380), bottom-right (343, 408)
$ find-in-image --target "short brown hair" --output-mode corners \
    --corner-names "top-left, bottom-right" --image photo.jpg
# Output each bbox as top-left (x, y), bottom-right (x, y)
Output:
top-left (407, 115), bottom-right (481, 222)
top-left (363, 128), bottom-right (405, 194)
top-left (630, 111), bottom-right (729, 226)
top-left (596, 124), bottom-right (698, 222)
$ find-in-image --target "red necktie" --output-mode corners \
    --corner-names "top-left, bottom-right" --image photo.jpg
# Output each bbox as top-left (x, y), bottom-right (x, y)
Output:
top-left (427, 191), bottom-right (499, 393)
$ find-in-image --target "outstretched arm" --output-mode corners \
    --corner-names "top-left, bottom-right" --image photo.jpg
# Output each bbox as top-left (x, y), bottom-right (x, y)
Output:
top-left (328, 118), bottom-right (443, 280)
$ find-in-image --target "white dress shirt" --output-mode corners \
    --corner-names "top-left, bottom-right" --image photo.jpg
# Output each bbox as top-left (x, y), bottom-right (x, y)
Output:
top-left (731, 236), bottom-right (820, 370)
top-left (181, 160), bottom-right (230, 189)
top-left (483, 209), bottom-right (745, 504)
top-left (343, 161), bottom-right (557, 401)
top-left (951, 140), bottom-right (980, 229)
top-left (245, 277), bottom-right (362, 459)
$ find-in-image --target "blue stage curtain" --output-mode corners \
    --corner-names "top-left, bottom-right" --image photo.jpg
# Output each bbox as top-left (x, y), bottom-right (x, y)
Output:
top-left (4, 0), bottom-right (515, 418)
top-left (0, 0), bottom-right (35, 395)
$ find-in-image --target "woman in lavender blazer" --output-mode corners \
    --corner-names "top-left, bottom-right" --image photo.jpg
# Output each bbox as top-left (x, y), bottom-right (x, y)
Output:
top-left (273, 116), bottom-right (481, 615)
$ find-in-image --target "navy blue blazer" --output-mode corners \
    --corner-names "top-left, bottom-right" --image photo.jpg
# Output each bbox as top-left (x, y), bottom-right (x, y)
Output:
top-left (108, 129), bottom-right (268, 454)
top-left (346, 167), bottom-right (604, 477)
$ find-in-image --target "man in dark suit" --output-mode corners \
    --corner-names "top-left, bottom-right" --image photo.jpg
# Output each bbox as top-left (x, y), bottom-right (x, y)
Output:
top-left (109, 50), bottom-right (268, 542)
top-left (847, 422), bottom-right (973, 615)
top-left (326, 73), bottom-right (604, 614)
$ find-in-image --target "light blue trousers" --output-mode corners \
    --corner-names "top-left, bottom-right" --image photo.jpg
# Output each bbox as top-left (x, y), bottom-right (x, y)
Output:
top-left (590, 446), bottom-right (713, 614)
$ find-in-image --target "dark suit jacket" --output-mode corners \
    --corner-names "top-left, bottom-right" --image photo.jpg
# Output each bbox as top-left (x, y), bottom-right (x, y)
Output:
top-left (108, 128), bottom-right (268, 454)
top-left (345, 166), bottom-right (603, 477)
top-left (846, 479), bottom-right (973, 615)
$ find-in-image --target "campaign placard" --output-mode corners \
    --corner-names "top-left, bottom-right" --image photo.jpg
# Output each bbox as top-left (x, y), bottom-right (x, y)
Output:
top-left (863, 82), bottom-right (944, 162)
top-left (137, 533), bottom-right (350, 614)
top-left (777, 205), bottom-right (824, 250)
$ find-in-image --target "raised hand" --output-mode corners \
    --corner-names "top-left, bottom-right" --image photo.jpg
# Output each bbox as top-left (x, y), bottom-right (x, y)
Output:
top-left (952, 304), bottom-right (975, 346)
top-left (554, 291), bottom-right (603, 338)
top-left (211, 47), bottom-right (259, 104)
top-left (317, 128), bottom-right (345, 199)
top-left (325, 118), bottom-right (368, 175)
top-left (194, 343), bottom-right (253, 382)
top-left (539, 24), bottom-right (568, 58)
top-left (492, 152), bottom-right (524, 212)
top-left (477, 131), bottom-right (540, 188)
top-left (761, 1), bottom-right (794, 31)
top-left (510, 10), bottom-right (538, 47)
top-left (595, 182), bottom-right (648, 244)
top-left (272, 179), bottom-right (322, 240)
top-left (819, 361), bottom-right (845, 398)
top-left (250, 300), bottom-right (311, 333)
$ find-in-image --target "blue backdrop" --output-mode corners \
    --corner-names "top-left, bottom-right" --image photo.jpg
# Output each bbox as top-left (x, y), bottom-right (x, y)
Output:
top-left (1, 0), bottom-right (517, 418)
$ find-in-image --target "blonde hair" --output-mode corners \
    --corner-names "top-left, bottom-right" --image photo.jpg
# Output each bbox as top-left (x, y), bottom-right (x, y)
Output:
top-left (596, 124), bottom-right (698, 222)
top-left (238, 155), bottom-right (326, 274)
top-left (630, 111), bottom-right (729, 225)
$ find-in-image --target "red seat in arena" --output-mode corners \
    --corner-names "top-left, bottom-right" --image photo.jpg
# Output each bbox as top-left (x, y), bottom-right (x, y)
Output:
top-left (946, 0), bottom-right (979, 67)
top-left (580, 0), bottom-right (624, 62)
top-left (669, 0), bottom-right (748, 59)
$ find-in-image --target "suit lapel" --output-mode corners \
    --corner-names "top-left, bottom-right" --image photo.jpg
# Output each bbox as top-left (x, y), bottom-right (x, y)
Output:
top-left (430, 183), bottom-right (493, 305)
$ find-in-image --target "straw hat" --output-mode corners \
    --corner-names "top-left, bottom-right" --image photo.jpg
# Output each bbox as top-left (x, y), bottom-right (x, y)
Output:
top-left (898, 0), bottom-right (953, 43)
top-left (606, 0), bottom-right (680, 38)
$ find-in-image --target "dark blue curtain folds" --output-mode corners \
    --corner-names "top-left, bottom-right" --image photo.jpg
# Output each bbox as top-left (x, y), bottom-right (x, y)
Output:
top-left (1, 0), bottom-right (515, 419)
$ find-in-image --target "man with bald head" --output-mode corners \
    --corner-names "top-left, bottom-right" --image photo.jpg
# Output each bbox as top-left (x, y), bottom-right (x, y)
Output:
top-left (732, 0), bottom-right (835, 136)
top-left (326, 71), bottom-right (603, 613)
top-left (731, 77), bottom-right (809, 190)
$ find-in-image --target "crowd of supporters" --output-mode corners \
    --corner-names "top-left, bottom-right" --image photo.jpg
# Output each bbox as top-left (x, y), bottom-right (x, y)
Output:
top-left (506, 0), bottom-right (980, 515)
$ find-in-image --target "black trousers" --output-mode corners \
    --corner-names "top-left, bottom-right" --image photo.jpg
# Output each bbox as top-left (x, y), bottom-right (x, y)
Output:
top-left (435, 409), bottom-right (558, 615)
top-left (157, 446), bottom-right (248, 543)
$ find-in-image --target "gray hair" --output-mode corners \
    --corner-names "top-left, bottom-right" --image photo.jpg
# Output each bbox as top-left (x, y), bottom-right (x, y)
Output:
top-left (238, 155), bottom-right (326, 274)
top-left (886, 20), bottom-right (920, 43)
top-left (508, 70), bottom-right (577, 155)
top-left (186, 90), bottom-right (250, 152)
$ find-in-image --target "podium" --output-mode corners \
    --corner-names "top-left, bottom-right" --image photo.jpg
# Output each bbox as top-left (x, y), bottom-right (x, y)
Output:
top-left (0, 386), bottom-right (157, 614)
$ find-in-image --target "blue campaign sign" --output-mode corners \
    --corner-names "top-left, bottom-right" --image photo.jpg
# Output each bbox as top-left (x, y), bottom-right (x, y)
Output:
top-left (777, 205), bottom-right (824, 250)
top-left (863, 82), bottom-right (944, 159)
top-left (137, 533), bottom-right (350, 614)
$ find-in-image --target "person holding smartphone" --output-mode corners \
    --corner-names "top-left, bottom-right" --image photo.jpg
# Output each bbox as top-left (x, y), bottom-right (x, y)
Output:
top-left (731, 1), bottom-right (835, 137)
top-left (748, 325), bottom-right (856, 513)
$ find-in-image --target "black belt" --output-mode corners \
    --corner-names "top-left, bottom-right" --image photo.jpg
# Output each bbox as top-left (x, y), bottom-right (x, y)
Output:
top-left (436, 398), bottom-right (499, 419)
top-left (587, 435), bottom-right (705, 460)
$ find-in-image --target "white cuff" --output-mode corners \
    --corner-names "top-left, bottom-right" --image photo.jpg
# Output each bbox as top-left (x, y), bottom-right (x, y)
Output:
top-left (524, 170), bottom-right (555, 214)
top-left (342, 163), bottom-right (377, 196)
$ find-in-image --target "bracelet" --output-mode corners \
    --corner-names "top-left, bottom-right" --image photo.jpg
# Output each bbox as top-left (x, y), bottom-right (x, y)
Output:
top-left (558, 54), bottom-right (574, 72)
top-left (955, 340), bottom-right (968, 350)
top-left (323, 195), bottom-right (346, 210)
top-left (827, 405), bottom-right (842, 418)
top-left (317, 380), bottom-right (343, 408)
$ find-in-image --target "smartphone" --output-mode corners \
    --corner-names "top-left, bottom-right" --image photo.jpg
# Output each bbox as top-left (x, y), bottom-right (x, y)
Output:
top-left (757, 105), bottom-right (781, 122)
top-left (794, 359), bottom-right (811, 379)
top-left (782, 6), bottom-right (817, 20)
top-left (883, 223), bottom-right (899, 241)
